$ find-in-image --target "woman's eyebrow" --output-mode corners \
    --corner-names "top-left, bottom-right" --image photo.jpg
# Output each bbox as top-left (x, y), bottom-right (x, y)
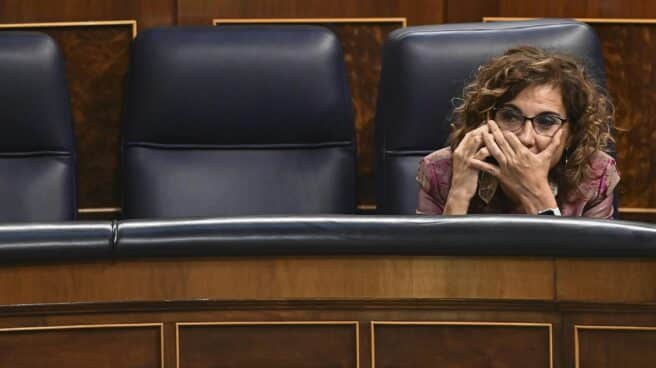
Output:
top-left (502, 103), bottom-right (563, 117)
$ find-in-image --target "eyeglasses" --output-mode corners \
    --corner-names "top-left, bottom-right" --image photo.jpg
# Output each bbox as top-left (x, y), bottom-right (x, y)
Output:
top-left (492, 106), bottom-right (567, 137)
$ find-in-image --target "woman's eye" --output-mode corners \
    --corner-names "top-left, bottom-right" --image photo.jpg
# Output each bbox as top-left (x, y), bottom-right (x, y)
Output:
top-left (535, 114), bottom-right (561, 126)
top-left (499, 110), bottom-right (521, 122)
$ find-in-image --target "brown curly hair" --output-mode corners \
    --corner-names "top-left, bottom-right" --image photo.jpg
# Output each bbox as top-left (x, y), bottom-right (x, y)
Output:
top-left (449, 46), bottom-right (615, 199)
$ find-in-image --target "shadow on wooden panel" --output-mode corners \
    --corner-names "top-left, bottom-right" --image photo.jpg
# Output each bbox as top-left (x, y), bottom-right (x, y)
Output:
top-left (0, 21), bottom-right (136, 219)
top-left (371, 321), bottom-right (552, 368)
top-left (0, 323), bottom-right (162, 368)
top-left (576, 325), bottom-right (656, 368)
top-left (176, 321), bottom-right (359, 368)
top-left (214, 18), bottom-right (406, 208)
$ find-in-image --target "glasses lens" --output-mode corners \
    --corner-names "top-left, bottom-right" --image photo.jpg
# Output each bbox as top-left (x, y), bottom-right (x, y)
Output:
top-left (533, 114), bottom-right (563, 136)
top-left (494, 108), bottom-right (523, 131)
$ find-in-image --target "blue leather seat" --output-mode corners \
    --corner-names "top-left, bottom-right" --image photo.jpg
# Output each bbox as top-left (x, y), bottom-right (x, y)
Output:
top-left (374, 19), bottom-right (607, 214)
top-left (122, 26), bottom-right (356, 218)
top-left (0, 32), bottom-right (77, 221)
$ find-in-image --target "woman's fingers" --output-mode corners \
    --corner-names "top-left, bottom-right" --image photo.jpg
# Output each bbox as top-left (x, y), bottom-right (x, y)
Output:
top-left (482, 131), bottom-right (506, 165)
top-left (539, 126), bottom-right (564, 160)
top-left (504, 131), bottom-right (526, 153)
top-left (487, 120), bottom-right (515, 157)
top-left (473, 146), bottom-right (490, 160)
top-left (469, 158), bottom-right (501, 177)
top-left (459, 125), bottom-right (489, 155)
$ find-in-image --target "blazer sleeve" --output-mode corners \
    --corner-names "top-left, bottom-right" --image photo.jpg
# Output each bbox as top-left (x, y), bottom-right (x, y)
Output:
top-left (416, 157), bottom-right (446, 215)
top-left (582, 156), bottom-right (620, 219)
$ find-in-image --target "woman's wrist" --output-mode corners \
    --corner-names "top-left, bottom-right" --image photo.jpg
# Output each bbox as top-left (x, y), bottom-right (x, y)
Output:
top-left (519, 182), bottom-right (557, 215)
top-left (444, 189), bottom-right (473, 215)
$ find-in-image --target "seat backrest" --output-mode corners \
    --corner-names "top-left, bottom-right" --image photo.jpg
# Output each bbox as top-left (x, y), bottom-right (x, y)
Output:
top-left (122, 26), bottom-right (356, 219)
top-left (375, 19), bottom-right (607, 214)
top-left (0, 32), bottom-right (77, 221)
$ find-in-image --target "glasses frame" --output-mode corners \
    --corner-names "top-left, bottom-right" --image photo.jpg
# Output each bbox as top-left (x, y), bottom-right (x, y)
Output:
top-left (491, 106), bottom-right (568, 137)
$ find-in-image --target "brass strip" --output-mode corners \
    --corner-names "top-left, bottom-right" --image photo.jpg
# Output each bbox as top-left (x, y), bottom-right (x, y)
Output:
top-left (483, 16), bottom-right (656, 24)
top-left (213, 17), bottom-right (407, 28)
top-left (371, 321), bottom-right (553, 368)
top-left (175, 321), bottom-right (359, 368)
top-left (0, 322), bottom-right (163, 368)
top-left (618, 207), bottom-right (656, 214)
top-left (0, 20), bottom-right (137, 38)
top-left (78, 207), bottom-right (122, 214)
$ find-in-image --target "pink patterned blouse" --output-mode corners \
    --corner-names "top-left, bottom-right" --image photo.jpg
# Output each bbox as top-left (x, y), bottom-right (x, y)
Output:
top-left (416, 148), bottom-right (620, 218)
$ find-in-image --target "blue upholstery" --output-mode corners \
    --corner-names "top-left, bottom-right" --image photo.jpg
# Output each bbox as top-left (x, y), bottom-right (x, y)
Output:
top-left (0, 32), bottom-right (77, 221)
top-left (375, 19), bottom-right (607, 214)
top-left (122, 26), bottom-right (356, 219)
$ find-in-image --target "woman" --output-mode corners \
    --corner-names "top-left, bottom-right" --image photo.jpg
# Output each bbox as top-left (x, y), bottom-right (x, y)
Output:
top-left (416, 46), bottom-right (619, 218)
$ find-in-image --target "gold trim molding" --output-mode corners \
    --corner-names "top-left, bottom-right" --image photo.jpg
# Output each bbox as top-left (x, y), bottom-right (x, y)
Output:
top-left (574, 324), bottom-right (656, 368)
top-left (371, 321), bottom-right (553, 368)
top-left (0, 20), bottom-right (137, 38)
top-left (483, 17), bottom-right (656, 24)
top-left (213, 17), bottom-right (407, 28)
top-left (176, 321), bottom-right (359, 368)
top-left (0, 322), bottom-right (164, 367)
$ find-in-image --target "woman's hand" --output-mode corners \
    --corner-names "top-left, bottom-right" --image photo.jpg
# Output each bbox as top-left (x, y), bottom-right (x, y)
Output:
top-left (444, 124), bottom-right (490, 215)
top-left (469, 120), bottom-right (564, 214)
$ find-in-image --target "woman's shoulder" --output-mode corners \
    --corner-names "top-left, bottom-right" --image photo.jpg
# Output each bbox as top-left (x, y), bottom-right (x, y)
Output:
top-left (416, 147), bottom-right (453, 196)
top-left (423, 147), bottom-right (453, 164)
top-left (580, 150), bottom-right (620, 200)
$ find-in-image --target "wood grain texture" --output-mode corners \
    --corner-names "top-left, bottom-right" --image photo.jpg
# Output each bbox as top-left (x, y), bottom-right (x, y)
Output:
top-left (179, 0), bottom-right (443, 26)
top-left (556, 259), bottom-right (656, 303)
top-left (0, 256), bottom-right (554, 305)
top-left (373, 323), bottom-right (551, 368)
top-left (178, 323), bottom-right (357, 368)
top-left (0, 324), bottom-right (162, 368)
top-left (591, 22), bottom-right (656, 210)
top-left (0, 0), bottom-right (175, 29)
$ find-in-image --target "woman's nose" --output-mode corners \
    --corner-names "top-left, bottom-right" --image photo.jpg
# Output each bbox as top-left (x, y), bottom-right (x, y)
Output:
top-left (516, 119), bottom-right (537, 149)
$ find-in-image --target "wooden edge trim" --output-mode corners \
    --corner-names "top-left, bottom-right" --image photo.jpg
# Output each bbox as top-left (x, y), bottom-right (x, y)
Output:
top-left (574, 324), bottom-right (656, 368)
top-left (371, 321), bottom-right (553, 368)
top-left (0, 322), bottom-right (163, 367)
top-left (213, 17), bottom-right (408, 28)
top-left (0, 20), bottom-right (137, 38)
top-left (575, 325), bottom-right (580, 368)
top-left (175, 321), bottom-right (359, 368)
top-left (483, 16), bottom-right (656, 24)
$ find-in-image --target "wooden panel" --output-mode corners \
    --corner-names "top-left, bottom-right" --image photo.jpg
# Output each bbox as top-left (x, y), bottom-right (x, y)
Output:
top-left (0, 256), bottom-right (554, 305)
top-left (0, 22), bottom-right (133, 216)
top-left (556, 259), bottom-right (656, 302)
top-left (497, 1), bottom-right (656, 18)
top-left (180, 0), bottom-right (443, 26)
top-left (0, 0), bottom-right (175, 29)
top-left (576, 326), bottom-right (656, 368)
top-left (177, 322), bottom-right (358, 368)
top-left (0, 323), bottom-right (162, 368)
top-left (445, 0), bottom-right (499, 23)
top-left (372, 322), bottom-right (552, 368)
top-left (215, 19), bottom-right (404, 207)
top-left (591, 22), bottom-right (656, 211)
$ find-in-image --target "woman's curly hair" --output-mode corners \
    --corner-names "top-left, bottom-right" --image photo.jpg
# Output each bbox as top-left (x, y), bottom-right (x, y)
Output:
top-left (449, 46), bottom-right (615, 199)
